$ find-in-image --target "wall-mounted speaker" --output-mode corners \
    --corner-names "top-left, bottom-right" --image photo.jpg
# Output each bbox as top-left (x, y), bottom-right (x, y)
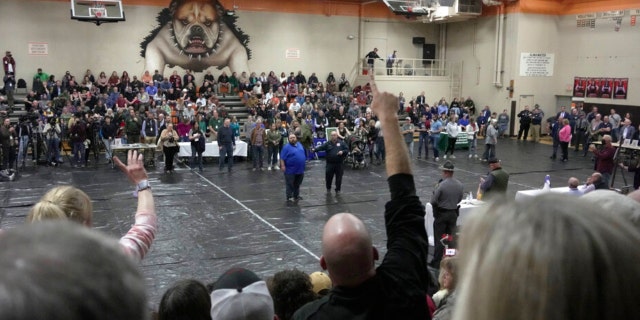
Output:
top-left (423, 43), bottom-right (436, 60)
top-left (412, 37), bottom-right (425, 45)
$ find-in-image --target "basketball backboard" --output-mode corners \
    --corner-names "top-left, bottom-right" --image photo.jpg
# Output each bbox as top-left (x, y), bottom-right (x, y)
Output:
top-left (70, 0), bottom-right (125, 25)
top-left (382, 0), bottom-right (438, 16)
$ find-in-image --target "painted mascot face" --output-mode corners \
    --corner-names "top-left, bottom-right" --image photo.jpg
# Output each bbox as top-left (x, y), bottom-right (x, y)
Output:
top-left (172, 0), bottom-right (221, 58)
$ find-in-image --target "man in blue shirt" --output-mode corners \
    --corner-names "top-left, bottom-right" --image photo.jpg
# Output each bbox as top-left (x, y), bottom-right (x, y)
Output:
top-left (280, 133), bottom-right (307, 202)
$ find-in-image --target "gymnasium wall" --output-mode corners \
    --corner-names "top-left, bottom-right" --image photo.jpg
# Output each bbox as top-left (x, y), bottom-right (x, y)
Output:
top-left (0, 0), bottom-right (438, 95)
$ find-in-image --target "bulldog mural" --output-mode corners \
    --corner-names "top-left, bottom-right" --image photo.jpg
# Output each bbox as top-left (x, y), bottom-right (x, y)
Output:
top-left (140, 0), bottom-right (251, 74)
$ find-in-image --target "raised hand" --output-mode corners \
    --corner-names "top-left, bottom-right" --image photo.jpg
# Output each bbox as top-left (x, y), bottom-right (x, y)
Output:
top-left (113, 150), bottom-right (148, 185)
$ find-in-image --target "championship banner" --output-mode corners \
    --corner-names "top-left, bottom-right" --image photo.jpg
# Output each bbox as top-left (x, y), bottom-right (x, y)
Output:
top-left (573, 77), bottom-right (628, 100)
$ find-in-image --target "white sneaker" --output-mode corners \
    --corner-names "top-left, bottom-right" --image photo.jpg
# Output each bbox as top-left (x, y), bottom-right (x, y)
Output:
top-left (451, 155), bottom-right (456, 159)
top-left (435, 157), bottom-right (440, 161)
top-left (469, 154), bottom-right (473, 159)
top-left (267, 166), bottom-right (272, 171)
top-left (474, 154), bottom-right (478, 159)
top-left (443, 155), bottom-right (447, 159)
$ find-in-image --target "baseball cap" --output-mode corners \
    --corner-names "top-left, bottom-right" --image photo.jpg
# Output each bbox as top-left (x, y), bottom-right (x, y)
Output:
top-left (210, 268), bottom-right (274, 320)
top-left (488, 158), bottom-right (500, 164)
top-left (405, 117), bottom-right (411, 120)
top-left (309, 271), bottom-right (332, 296)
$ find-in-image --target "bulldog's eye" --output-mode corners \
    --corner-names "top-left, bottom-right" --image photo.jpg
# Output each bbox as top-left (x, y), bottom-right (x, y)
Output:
top-left (180, 19), bottom-right (189, 25)
top-left (204, 20), bottom-right (213, 27)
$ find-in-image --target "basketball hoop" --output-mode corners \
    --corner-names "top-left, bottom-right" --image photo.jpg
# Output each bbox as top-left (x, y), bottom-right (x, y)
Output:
top-left (89, 2), bottom-right (107, 19)
top-left (71, 0), bottom-right (125, 25)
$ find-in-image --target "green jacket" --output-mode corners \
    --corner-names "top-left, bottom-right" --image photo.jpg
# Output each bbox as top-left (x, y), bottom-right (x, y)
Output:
top-left (484, 167), bottom-right (509, 200)
top-left (126, 117), bottom-right (141, 135)
top-left (208, 117), bottom-right (223, 132)
top-left (266, 129), bottom-right (281, 147)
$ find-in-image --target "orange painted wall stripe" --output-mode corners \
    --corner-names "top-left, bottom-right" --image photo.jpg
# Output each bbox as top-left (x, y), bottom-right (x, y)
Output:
top-left (39, 0), bottom-right (640, 17)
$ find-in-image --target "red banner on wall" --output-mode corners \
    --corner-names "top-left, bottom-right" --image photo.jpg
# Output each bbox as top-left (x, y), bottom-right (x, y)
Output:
top-left (573, 77), bottom-right (628, 100)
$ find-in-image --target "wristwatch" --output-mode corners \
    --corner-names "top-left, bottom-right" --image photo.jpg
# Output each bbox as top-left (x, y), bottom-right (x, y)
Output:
top-left (136, 179), bottom-right (151, 192)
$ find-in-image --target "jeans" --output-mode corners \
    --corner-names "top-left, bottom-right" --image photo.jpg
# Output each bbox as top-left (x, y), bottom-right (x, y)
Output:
top-left (219, 144), bottom-right (234, 171)
top-left (252, 145), bottom-right (264, 169)
top-left (430, 134), bottom-right (440, 158)
top-left (190, 144), bottom-right (203, 171)
top-left (611, 127), bottom-right (619, 142)
top-left (267, 145), bottom-right (279, 166)
top-left (103, 138), bottom-right (113, 159)
top-left (468, 137), bottom-right (477, 156)
top-left (17, 135), bottom-right (29, 163)
top-left (375, 137), bottom-right (385, 161)
top-left (406, 141), bottom-right (414, 158)
top-left (72, 142), bottom-right (85, 165)
top-left (483, 144), bottom-right (495, 160)
top-left (284, 173), bottom-right (304, 199)
top-left (417, 133), bottom-right (429, 158)
top-left (551, 139), bottom-right (560, 158)
top-left (47, 138), bottom-right (60, 163)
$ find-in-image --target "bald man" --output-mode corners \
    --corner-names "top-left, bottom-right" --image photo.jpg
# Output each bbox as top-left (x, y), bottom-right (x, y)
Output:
top-left (293, 79), bottom-right (430, 319)
top-left (567, 177), bottom-right (582, 196)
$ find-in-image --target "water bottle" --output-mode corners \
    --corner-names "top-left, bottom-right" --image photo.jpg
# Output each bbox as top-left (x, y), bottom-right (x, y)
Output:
top-left (543, 174), bottom-right (551, 190)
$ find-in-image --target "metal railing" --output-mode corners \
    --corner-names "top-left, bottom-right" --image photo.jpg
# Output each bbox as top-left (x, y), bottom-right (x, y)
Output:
top-left (358, 58), bottom-right (451, 77)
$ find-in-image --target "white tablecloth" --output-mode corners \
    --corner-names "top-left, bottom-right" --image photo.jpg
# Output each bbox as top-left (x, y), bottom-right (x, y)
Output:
top-left (515, 186), bottom-right (576, 202)
top-left (178, 140), bottom-right (248, 157)
top-left (424, 201), bottom-right (484, 246)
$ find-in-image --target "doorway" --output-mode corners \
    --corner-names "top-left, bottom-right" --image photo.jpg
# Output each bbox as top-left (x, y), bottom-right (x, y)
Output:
top-left (556, 95), bottom-right (573, 113)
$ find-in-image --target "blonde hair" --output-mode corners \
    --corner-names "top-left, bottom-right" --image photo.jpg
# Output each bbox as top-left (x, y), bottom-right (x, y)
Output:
top-left (454, 194), bottom-right (640, 320)
top-left (28, 186), bottom-right (93, 226)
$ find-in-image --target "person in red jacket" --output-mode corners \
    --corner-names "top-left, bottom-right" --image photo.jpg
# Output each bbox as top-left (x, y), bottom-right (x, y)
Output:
top-left (589, 134), bottom-right (616, 186)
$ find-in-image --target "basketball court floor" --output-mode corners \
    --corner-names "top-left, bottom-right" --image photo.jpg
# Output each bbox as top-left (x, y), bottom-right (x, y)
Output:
top-left (0, 138), bottom-right (629, 308)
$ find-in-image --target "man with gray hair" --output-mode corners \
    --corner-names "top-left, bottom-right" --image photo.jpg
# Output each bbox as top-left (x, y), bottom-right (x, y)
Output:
top-left (567, 177), bottom-right (582, 196)
top-left (0, 222), bottom-right (147, 320)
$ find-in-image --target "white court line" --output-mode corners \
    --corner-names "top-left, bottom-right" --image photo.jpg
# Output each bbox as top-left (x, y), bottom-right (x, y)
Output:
top-left (194, 171), bottom-right (320, 261)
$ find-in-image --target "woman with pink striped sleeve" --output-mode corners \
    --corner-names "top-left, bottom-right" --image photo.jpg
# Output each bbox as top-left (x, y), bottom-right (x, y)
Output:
top-left (27, 150), bottom-right (157, 261)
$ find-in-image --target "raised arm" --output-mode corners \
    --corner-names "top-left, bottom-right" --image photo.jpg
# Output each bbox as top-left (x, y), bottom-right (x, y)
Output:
top-left (370, 79), bottom-right (410, 177)
top-left (113, 150), bottom-right (157, 261)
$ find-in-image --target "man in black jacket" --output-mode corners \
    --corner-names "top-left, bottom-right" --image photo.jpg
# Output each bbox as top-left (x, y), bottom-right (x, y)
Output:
top-left (293, 79), bottom-right (430, 320)
top-left (517, 105), bottom-right (532, 140)
top-left (313, 130), bottom-right (349, 194)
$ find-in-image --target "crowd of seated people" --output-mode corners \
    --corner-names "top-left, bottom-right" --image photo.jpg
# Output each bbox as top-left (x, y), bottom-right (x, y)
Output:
top-left (3, 85), bottom-right (640, 320)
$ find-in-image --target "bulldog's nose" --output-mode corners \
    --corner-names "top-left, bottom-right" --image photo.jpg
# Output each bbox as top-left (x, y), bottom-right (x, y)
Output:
top-left (191, 25), bottom-right (204, 34)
